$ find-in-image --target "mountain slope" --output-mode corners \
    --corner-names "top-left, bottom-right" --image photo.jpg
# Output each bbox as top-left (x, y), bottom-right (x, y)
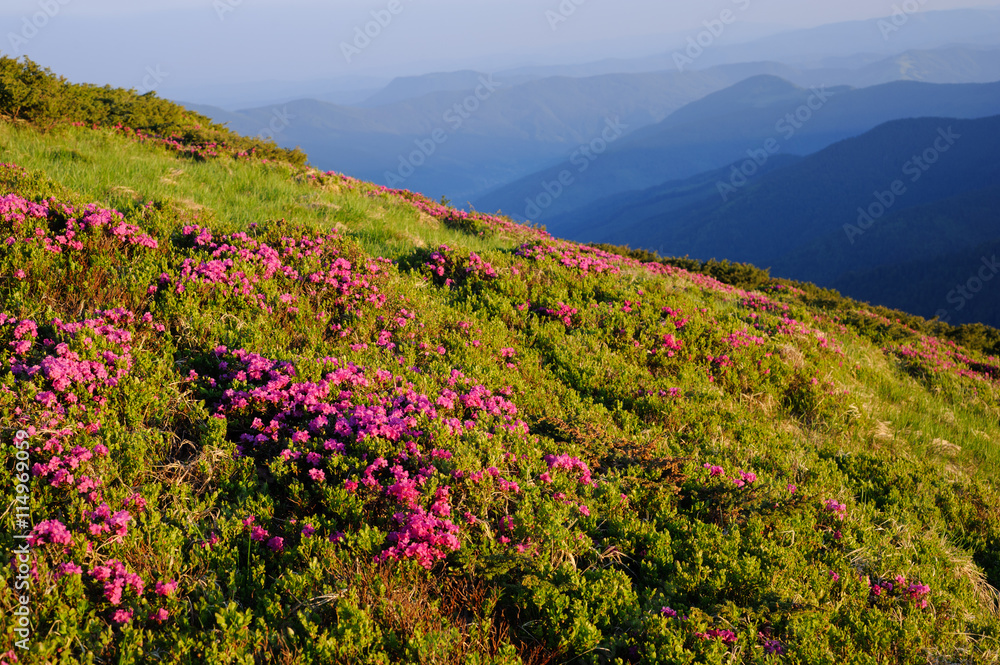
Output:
top-left (3, 57), bottom-right (1000, 664)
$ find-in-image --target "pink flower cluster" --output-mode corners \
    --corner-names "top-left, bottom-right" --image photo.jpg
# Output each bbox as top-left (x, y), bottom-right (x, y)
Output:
top-left (726, 330), bottom-right (767, 348)
top-left (867, 574), bottom-right (931, 608)
top-left (739, 293), bottom-right (788, 314)
top-left (113, 124), bottom-right (262, 162)
top-left (823, 499), bottom-right (847, 520)
top-left (661, 333), bottom-right (683, 357)
top-left (423, 245), bottom-right (499, 287)
top-left (2, 310), bottom-right (160, 491)
top-left (892, 335), bottom-right (1000, 385)
top-left (703, 464), bottom-right (725, 478)
top-left (538, 302), bottom-right (579, 327)
top-left (85, 503), bottom-right (132, 542)
top-left (376, 507), bottom-right (461, 569)
top-left (695, 628), bottom-right (737, 644)
top-left (732, 470), bottom-right (757, 488)
top-left (200, 347), bottom-right (556, 567)
top-left (3, 305), bottom-right (174, 623)
top-left (27, 519), bottom-right (73, 547)
top-left (515, 242), bottom-right (627, 276)
top-left (543, 454), bottom-right (594, 486)
top-left (90, 559), bottom-right (144, 606)
top-left (158, 225), bottom-right (390, 317)
top-left (1, 191), bottom-right (157, 253)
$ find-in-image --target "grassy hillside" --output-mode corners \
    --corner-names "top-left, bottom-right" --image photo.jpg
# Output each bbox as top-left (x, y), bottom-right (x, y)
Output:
top-left (2, 61), bottom-right (1000, 664)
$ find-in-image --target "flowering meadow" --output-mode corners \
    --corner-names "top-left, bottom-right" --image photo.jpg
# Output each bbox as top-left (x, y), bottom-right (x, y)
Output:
top-left (3, 73), bottom-right (1000, 664)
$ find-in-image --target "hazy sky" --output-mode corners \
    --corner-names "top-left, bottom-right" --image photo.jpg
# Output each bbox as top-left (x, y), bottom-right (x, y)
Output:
top-left (4, 0), bottom-right (1000, 98)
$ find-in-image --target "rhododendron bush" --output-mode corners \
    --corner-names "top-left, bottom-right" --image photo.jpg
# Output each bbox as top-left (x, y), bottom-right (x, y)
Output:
top-left (2, 110), bottom-right (1000, 664)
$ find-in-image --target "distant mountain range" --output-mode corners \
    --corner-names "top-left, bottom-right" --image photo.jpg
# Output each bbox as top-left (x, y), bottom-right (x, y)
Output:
top-left (169, 7), bottom-right (1000, 111)
top-left (543, 114), bottom-right (1000, 327)
top-left (477, 76), bottom-right (1000, 220)
top-left (690, 7), bottom-right (1000, 68)
top-left (188, 63), bottom-right (807, 204)
top-left (190, 46), bottom-right (1000, 206)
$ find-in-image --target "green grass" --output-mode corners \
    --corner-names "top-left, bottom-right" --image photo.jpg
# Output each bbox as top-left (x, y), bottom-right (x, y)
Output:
top-left (0, 122), bottom-right (515, 261)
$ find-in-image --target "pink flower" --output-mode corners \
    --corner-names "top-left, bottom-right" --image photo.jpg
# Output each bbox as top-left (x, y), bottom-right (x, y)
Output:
top-left (301, 524), bottom-right (316, 537)
top-left (125, 493), bottom-right (147, 512)
top-left (823, 499), bottom-right (847, 520)
top-left (150, 608), bottom-right (169, 622)
top-left (112, 609), bottom-right (134, 624)
top-left (155, 580), bottom-right (178, 596)
top-left (695, 628), bottom-right (737, 644)
top-left (267, 536), bottom-right (285, 552)
top-left (56, 562), bottom-right (83, 579)
top-left (308, 468), bottom-right (326, 482)
top-left (703, 463), bottom-right (725, 477)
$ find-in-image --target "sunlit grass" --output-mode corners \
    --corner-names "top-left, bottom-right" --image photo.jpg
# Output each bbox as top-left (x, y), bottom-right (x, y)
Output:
top-left (0, 122), bottom-right (516, 260)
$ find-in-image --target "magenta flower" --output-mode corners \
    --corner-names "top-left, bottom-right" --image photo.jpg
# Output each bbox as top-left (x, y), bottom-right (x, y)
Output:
top-left (28, 519), bottom-right (73, 547)
top-left (695, 628), bottom-right (737, 644)
top-left (56, 562), bottom-right (83, 579)
top-left (823, 499), bottom-right (847, 520)
top-left (111, 609), bottom-right (134, 624)
top-left (703, 463), bottom-right (725, 477)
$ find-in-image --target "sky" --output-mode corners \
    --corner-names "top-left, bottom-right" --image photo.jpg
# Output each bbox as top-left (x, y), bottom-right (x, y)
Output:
top-left (3, 0), bottom-right (1000, 104)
